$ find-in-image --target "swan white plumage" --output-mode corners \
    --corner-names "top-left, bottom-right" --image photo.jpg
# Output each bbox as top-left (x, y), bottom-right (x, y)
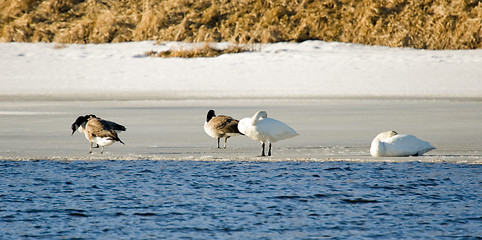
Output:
top-left (370, 130), bottom-right (435, 157)
top-left (238, 111), bottom-right (298, 156)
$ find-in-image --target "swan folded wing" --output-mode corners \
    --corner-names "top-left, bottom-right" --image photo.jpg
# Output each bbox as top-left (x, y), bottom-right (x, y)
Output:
top-left (382, 134), bottom-right (435, 156)
top-left (256, 118), bottom-right (298, 142)
top-left (272, 128), bottom-right (298, 142)
top-left (401, 135), bottom-right (436, 156)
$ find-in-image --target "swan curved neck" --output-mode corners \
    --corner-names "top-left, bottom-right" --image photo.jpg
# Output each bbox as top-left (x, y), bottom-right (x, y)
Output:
top-left (376, 131), bottom-right (397, 141)
top-left (251, 111), bottom-right (267, 124)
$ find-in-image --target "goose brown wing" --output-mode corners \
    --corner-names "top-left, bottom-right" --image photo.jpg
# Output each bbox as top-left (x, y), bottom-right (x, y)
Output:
top-left (225, 119), bottom-right (242, 134)
top-left (212, 115), bottom-right (241, 134)
top-left (209, 115), bottom-right (231, 130)
top-left (86, 118), bottom-right (120, 139)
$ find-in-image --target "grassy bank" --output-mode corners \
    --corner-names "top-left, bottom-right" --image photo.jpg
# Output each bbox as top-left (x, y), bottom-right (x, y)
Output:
top-left (1, 0), bottom-right (481, 49)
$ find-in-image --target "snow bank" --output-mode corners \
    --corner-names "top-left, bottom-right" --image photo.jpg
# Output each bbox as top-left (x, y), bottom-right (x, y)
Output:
top-left (1, 41), bottom-right (481, 100)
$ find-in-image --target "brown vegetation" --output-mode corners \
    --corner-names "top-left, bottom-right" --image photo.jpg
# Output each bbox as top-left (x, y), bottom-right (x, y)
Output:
top-left (145, 43), bottom-right (253, 58)
top-left (0, 0), bottom-right (481, 49)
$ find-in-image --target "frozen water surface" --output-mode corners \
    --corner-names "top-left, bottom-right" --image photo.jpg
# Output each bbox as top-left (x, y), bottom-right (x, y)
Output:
top-left (0, 99), bottom-right (480, 163)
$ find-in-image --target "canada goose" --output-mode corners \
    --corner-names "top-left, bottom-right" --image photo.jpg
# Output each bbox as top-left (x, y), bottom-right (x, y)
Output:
top-left (238, 111), bottom-right (298, 156)
top-left (71, 115), bottom-right (126, 154)
top-left (204, 110), bottom-right (242, 148)
top-left (370, 130), bottom-right (435, 157)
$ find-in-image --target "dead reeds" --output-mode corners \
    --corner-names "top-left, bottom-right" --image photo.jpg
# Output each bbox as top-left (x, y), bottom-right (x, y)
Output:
top-left (1, 0), bottom-right (481, 49)
top-left (145, 43), bottom-right (253, 58)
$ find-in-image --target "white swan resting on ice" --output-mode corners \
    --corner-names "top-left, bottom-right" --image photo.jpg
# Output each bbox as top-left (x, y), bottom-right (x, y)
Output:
top-left (238, 111), bottom-right (298, 156)
top-left (370, 130), bottom-right (435, 157)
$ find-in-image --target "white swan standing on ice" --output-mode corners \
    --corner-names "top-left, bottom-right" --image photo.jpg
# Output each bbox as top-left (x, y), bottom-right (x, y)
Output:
top-left (238, 111), bottom-right (298, 156)
top-left (370, 130), bottom-right (435, 157)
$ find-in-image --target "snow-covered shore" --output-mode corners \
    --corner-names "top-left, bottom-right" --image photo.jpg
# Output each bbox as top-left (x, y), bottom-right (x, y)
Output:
top-left (2, 41), bottom-right (481, 100)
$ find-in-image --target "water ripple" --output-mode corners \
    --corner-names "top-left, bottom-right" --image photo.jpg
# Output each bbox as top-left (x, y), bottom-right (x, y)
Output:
top-left (0, 160), bottom-right (480, 239)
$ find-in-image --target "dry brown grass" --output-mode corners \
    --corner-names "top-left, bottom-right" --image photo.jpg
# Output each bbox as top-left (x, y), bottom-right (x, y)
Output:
top-left (1, 0), bottom-right (481, 49)
top-left (145, 43), bottom-right (253, 58)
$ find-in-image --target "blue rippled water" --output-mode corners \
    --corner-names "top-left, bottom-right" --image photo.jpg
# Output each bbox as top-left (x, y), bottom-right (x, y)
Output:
top-left (0, 160), bottom-right (480, 239)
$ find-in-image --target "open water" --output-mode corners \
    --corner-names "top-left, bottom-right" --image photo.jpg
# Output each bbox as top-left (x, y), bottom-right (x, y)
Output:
top-left (0, 160), bottom-right (480, 239)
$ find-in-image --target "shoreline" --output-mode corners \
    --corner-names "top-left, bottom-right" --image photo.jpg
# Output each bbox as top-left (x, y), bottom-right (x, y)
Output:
top-left (1, 157), bottom-right (479, 164)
